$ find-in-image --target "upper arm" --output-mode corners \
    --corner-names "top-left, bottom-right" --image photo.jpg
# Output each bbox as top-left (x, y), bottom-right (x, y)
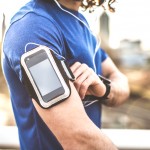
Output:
top-left (32, 81), bottom-right (92, 149)
top-left (32, 81), bottom-right (118, 150)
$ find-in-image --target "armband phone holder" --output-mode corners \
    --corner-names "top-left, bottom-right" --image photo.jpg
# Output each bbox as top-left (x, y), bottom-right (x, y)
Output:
top-left (21, 46), bottom-right (75, 109)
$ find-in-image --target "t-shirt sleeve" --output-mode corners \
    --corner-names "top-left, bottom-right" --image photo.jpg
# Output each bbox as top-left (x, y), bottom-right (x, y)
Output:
top-left (4, 13), bottom-right (65, 81)
top-left (100, 48), bottom-right (108, 62)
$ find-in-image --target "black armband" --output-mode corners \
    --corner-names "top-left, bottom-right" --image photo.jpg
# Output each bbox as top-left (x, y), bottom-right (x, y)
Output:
top-left (98, 75), bottom-right (111, 100)
top-left (20, 46), bottom-right (75, 109)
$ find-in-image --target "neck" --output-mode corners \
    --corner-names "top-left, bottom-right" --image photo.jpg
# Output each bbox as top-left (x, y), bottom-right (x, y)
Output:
top-left (57, 0), bottom-right (81, 11)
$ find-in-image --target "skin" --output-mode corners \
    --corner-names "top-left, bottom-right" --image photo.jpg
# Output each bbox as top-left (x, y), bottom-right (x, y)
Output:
top-left (58, 0), bottom-right (81, 11)
top-left (70, 62), bottom-right (106, 100)
top-left (32, 0), bottom-right (130, 149)
top-left (70, 58), bottom-right (130, 106)
top-left (33, 82), bottom-right (118, 150)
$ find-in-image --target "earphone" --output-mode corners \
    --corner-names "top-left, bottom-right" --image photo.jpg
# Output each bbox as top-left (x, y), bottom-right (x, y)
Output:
top-left (53, 0), bottom-right (101, 72)
top-left (53, 0), bottom-right (92, 33)
top-left (24, 42), bottom-right (66, 60)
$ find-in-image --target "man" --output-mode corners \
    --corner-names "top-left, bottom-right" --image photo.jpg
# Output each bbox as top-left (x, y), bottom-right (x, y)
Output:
top-left (2, 0), bottom-right (130, 149)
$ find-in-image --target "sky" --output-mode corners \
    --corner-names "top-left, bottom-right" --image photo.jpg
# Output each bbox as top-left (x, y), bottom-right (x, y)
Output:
top-left (0, 0), bottom-right (150, 50)
top-left (108, 0), bottom-right (150, 50)
top-left (84, 0), bottom-right (150, 50)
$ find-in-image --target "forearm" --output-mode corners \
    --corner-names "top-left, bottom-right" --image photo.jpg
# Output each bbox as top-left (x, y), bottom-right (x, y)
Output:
top-left (101, 57), bottom-right (130, 107)
top-left (105, 71), bottom-right (130, 107)
top-left (33, 82), bottom-right (117, 150)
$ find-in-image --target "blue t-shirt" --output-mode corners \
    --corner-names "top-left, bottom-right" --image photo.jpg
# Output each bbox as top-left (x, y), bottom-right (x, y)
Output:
top-left (2, 0), bottom-right (108, 149)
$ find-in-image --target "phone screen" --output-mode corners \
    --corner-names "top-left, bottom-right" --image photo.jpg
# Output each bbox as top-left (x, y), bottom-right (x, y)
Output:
top-left (26, 50), bottom-right (65, 102)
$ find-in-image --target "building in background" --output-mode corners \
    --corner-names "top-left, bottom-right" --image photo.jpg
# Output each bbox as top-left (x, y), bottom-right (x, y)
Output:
top-left (100, 12), bottom-right (109, 46)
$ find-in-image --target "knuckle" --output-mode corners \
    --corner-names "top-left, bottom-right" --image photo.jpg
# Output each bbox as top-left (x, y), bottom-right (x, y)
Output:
top-left (82, 63), bottom-right (88, 68)
top-left (89, 67), bottom-right (93, 72)
top-left (75, 62), bottom-right (81, 66)
top-left (88, 67), bottom-right (94, 75)
top-left (81, 82), bottom-right (87, 90)
top-left (74, 80), bottom-right (81, 88)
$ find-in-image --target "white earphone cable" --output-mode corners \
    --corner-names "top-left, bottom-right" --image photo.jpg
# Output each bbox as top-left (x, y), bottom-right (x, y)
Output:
top-left (24, 42), bottom-right (66, 60)
top-left (53, 0), bottom-right (94, 34)
top-left (53, 0), bottom-right (101, 72)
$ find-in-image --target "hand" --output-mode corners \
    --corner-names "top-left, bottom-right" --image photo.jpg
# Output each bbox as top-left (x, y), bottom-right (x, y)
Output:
top-left (70, 62), bottom-right (106, 100)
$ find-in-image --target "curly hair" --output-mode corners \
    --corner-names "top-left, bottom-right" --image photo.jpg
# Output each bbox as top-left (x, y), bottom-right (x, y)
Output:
top-left (80, 0), bottom-right (116, 13)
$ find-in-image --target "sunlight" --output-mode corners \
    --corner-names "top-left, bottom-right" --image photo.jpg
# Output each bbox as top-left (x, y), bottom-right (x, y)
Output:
top-left (108, 0), bottom-right (150, 50)
top-left (0, 0), bottom-right (29, 23)
top-left (84, 0), bottom-right (150, 50)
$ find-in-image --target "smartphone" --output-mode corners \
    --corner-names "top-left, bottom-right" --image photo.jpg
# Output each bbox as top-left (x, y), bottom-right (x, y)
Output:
top-left (21, 46), bottom-right (70, 108)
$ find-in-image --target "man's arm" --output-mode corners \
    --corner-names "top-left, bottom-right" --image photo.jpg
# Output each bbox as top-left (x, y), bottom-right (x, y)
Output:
top-left (102, 57), bottom-right (130, 106)
top-left (32, 81), bottom-right (118, 150)
top-left (69, 60), bottom-right (129, 107)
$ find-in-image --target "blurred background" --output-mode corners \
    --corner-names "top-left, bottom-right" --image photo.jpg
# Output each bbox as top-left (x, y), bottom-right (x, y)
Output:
top-left (0, 0), bottom-right (150, 130)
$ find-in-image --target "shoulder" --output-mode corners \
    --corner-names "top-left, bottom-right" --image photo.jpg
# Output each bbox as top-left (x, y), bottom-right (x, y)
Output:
top-left (3, 13), bottom-right (64, 75)
top-left (5, 12), bottom-right (64, 55)
top-left (10, 6), bottom-right (63, 39)
top-left (9, 0), bottom-right (64, 47)
top-left (10, 12), bottom-right (62, 37)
